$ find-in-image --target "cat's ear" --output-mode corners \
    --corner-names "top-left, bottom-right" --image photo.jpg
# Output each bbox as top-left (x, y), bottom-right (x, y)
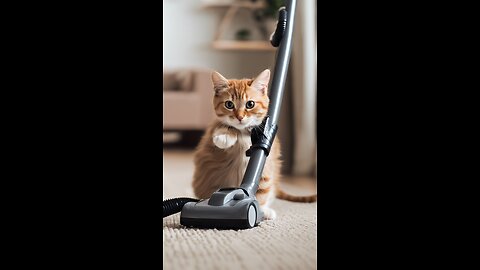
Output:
top-left (211, 71), bottom-right (228, 94)
top-left (251, 69), bottom-right (270, 95)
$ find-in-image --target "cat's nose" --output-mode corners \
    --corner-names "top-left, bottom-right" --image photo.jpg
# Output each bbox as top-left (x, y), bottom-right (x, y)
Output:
top-left (236, 115), bottom-right (244, 121)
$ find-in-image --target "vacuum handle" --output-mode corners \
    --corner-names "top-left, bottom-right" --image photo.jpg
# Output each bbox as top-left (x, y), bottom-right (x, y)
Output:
top-left (267, 0), bottom-right (295, 126)
top-left (270, 7), bottom-right (287, 47)
top-left (240, 0), bottom-right (296, 196)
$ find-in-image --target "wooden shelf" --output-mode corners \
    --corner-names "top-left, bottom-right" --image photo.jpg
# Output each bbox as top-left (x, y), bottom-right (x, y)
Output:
top-left (202, 0), bottom-right (265, 9)
top-left (212, 40), bottom-right (275, 51)
top-left (204, 1), bottom-right (272, 52)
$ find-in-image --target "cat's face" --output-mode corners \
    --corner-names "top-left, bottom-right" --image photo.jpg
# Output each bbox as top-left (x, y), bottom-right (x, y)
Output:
top-left (211, 69), bottom-right (270, 130)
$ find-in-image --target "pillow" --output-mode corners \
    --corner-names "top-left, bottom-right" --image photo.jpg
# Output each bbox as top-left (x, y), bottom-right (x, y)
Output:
top-left (174, 70), bottom-right (193, 92)
top-left (163, 72), bottom-right (180, 90)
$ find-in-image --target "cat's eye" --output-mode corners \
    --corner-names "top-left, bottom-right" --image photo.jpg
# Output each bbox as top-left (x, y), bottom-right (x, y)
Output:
top-left (246, 100), bottom-right (255, 109)
top-left (225, 101), bottom-right (234, 109)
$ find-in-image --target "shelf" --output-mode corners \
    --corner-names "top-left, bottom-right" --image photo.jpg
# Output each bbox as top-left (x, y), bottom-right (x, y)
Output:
top-left (212, 40), bottom-right (275, 51)
top-left (205, 1), bottom-right (272, 52)
top-left (202, 0), bottom-right (265, 9)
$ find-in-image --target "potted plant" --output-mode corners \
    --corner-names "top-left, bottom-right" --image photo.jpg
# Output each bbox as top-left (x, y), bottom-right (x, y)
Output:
top-left (252, 0), bottom-right (285, 39)
top-left (235, 28), bottom-right (252, 40)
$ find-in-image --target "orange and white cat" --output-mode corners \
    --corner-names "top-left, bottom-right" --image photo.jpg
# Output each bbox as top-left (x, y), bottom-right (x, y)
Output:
top-left (192, 69), bottom-right (316, 220)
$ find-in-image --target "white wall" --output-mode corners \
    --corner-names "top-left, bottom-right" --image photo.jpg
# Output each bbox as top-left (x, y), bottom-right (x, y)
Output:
top-left (163, 0), bottom-right (275, 78)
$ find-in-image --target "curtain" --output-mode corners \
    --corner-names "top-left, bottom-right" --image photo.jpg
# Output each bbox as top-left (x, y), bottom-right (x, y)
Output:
top-left (290, 0), bottom-right (317, 176)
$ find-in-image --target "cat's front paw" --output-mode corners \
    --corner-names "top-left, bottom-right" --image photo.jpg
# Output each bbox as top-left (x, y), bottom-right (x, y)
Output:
top-left (213, 134), bottom-right (237, 149)
top-left (262, 207), bottom-right (277, 220)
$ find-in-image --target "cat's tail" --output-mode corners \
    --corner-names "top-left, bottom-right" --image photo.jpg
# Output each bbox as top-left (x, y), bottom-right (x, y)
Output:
top-left (275, 188), bottom-right (317, 203)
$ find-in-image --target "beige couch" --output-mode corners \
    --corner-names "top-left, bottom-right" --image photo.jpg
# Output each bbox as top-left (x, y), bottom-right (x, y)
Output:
top-left (163, 68), bottom-right (216, 132)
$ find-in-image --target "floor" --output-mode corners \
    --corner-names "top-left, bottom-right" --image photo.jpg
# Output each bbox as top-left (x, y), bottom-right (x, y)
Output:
top-left (163, 149), bottom-right (317, 270)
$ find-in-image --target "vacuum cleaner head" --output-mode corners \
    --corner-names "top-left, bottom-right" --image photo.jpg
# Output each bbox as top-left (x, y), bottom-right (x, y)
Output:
top-left (180, 188), bottom-right (263, 229)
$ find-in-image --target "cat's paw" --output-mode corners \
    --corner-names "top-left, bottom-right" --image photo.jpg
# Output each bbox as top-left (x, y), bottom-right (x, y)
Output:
top-left (262, 207), bottom-right (277, 220)
top-left (213, 134), bottom-right (237, 149)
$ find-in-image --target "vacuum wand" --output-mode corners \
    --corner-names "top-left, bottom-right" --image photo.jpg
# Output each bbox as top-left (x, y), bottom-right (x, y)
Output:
top-left (241, 0), bottom-right (296, 197)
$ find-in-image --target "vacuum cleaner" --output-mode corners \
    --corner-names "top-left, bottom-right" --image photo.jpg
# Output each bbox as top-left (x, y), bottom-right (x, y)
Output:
top-left (163, 0), bottom-right (296, 230)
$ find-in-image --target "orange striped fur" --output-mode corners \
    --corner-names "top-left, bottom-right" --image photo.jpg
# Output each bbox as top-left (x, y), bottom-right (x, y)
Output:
top-left (192, 69), bottom-right (317, 220)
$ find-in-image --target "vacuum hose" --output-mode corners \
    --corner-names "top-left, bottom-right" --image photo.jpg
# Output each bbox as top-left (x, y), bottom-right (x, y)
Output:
top-left (163, 197), bottom-right (199, 218)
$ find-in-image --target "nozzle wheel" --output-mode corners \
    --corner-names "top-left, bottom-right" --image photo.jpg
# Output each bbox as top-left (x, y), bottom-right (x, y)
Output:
top-left (247, 203), bottom-right (257, 228)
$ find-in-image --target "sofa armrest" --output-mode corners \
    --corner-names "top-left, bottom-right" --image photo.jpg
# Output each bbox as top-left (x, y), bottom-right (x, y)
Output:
top-left (192, 69), bottom-right (213, 94)
top-left (191, 68), bottom-right (216, 126)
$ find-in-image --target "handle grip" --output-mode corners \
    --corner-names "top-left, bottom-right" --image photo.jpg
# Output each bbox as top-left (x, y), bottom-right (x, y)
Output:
top-left (270, 7), bottom-right (287, 47)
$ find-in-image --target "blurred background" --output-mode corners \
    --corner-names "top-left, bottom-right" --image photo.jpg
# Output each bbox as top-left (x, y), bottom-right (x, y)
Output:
top-left (163, 0), bottom-right (317, 191)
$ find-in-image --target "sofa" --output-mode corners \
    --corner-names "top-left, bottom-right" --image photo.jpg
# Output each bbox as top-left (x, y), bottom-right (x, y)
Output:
top-left (163, 68), bottom-right (216, 145)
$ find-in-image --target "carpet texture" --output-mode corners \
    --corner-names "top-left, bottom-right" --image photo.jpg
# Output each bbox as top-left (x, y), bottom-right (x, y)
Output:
top-left (163, 150), bottom-right (317, 270)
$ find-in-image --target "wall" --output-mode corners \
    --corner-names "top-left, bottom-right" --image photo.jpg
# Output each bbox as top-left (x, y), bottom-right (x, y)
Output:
top-left (163, 0), bottom-right (275, 78)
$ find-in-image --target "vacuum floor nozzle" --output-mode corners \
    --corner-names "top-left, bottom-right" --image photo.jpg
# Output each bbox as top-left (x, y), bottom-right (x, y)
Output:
top-left (180, 188), bottom-right (263, 230)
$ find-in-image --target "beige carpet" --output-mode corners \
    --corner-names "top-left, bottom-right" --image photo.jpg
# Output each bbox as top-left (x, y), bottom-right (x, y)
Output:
top-left (163, 150), bottom-right (317, 270)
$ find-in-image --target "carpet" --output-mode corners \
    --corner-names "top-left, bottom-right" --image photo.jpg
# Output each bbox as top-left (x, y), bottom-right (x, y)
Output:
top-left (163, 150), bottom-right (317, 270)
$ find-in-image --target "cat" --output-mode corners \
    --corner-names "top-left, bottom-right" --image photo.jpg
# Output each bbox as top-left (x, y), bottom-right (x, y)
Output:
top-left (192, 69), bottom-right (317, 220)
